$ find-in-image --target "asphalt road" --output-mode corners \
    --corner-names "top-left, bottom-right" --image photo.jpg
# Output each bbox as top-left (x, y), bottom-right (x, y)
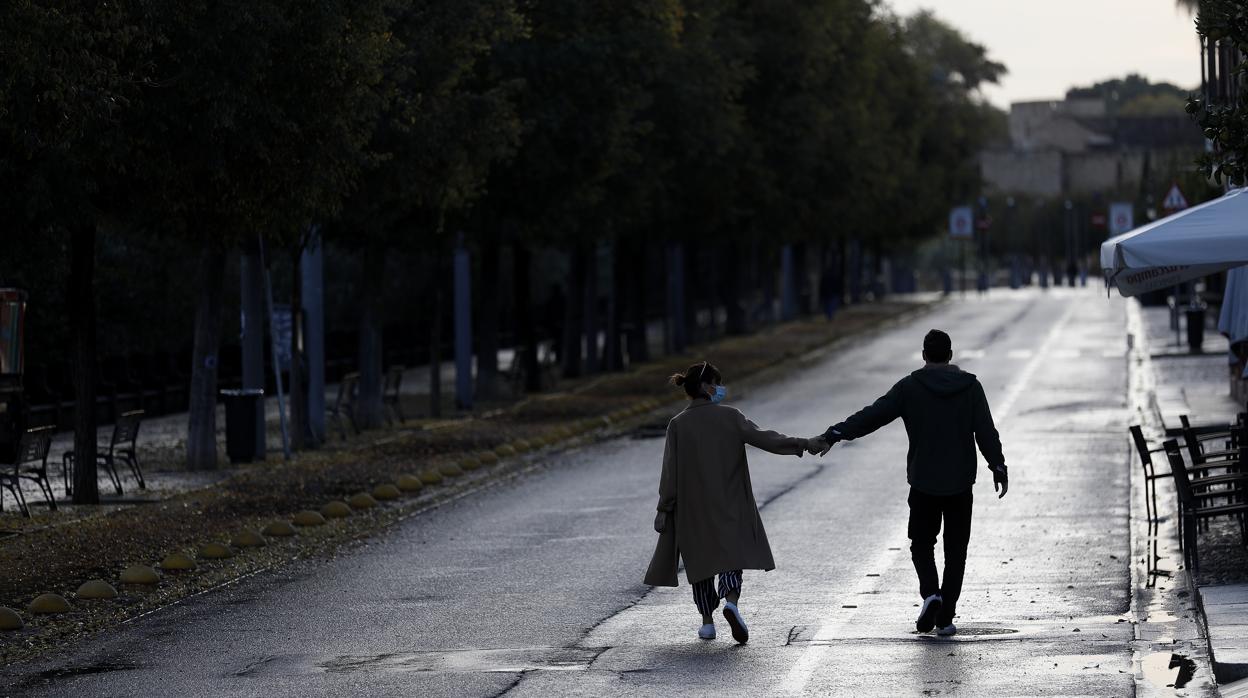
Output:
top-left (4, 288), bottom-right (1139, 697)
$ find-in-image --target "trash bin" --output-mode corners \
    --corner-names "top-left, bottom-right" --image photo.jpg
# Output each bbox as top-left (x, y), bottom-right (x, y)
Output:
top-left (220, 388), bottom-right (264, 463)
top-left (1186, 305), bottom-right (1207, 354)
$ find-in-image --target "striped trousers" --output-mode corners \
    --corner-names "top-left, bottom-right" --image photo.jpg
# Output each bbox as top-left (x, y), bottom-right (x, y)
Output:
top-left (692, 570), bottom-right (743, 616)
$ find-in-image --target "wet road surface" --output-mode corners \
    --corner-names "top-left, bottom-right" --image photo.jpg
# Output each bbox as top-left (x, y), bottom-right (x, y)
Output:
top-left (3, 289), bottom-right (1143, 697)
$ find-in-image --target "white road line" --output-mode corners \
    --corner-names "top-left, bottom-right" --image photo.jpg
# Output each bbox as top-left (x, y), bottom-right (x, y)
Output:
top-left (1007, 349), bottom-right (1033, 360)
top-left (779, 544), bottom-right (905, 694)
top-left (995, 304), bottom-right (1077, 422)
top-left (958, 349), bottom-right (986, 359)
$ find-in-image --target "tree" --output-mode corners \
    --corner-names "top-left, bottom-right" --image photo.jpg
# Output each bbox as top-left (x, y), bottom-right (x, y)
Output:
top-left (332, 0), bottom-right (524, 423)
top-left (0, 1), bottom-right (154, 503)
top-left (1187, 0), bottom-right (1247, 186)
top-left (117, 0), bottom-right (392, 468)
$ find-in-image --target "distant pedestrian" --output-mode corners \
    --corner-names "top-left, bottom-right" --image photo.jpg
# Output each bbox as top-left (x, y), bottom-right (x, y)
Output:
top-left (808, 330), bottom-right (1008, 637)
top-left (645, 361), bottom-right (817, 644)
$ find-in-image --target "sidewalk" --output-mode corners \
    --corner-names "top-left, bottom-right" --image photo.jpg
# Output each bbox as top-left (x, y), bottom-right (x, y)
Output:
top-left (1139, 301), bottom-right (1248, 691)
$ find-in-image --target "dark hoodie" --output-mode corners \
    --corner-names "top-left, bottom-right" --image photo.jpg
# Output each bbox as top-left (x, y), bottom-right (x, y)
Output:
top-left (825, 364), bottom-right (1005, 496)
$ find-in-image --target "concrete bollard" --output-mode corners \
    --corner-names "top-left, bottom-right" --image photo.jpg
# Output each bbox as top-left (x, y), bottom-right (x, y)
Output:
top-left (119, 565), bottom-right (160, 585)
top-left (418, 470), bottom-right (444, 486)
top-left (292, 510), bottom-right (327, 527)
top-left (396, 475), bottom-right (424, 492)
top-left (76, 580), bottom-right (118, 600)
top-left (0, 607), bottom-right (21, 630)
top-left (372, 483), bottom-right (401, 501)
top-left (261, 521), bottom-right (297, 538)
top-left (161, 553), bottom-right (198, 571)
top-left (349, 493), bottom-right (378, 509)
top-left (459, 457), bottom-right (482, 471)
top-left (320, 501), bottom-right (352, 518)
top-left (437, 462), bottom-right (463, 478)
top-left (477, 451), bottom-right (500, 466)
top-left (28, 594), bottom-right (70, 615)
top-left (494, 444), bottom-right (516, 458)
top-left (199, 543), bottom-right (235, 560)
top-left (232, 529), bottom-right (267, 548)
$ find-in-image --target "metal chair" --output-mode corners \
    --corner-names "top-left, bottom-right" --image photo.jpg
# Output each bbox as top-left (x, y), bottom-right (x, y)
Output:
top-left (0, 426), bottom-right (56, 517)
top-left (382, 365), bottom-right (405, 425)
top-left (1130, 425), bottom-right (1168, 535)
top-left (327, 372), bottom-right (359, 440)
top-left (1163, 440), bottom-right (1248, 575)
top-left (62, 409), bottom-right (146, 496)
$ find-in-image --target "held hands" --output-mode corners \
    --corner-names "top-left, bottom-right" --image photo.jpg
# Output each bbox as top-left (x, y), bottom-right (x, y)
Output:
top-left (805, 435), bottom-right (837, 457)
top-left (991, 465), bottom-right (1009, 499)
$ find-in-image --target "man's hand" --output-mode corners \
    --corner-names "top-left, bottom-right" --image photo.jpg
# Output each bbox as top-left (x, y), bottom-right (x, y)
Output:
top-left (654, 511), bottom-right (668, 533)
top-left (992, 465), bottom-right (1008, 499)
top-left (807, 436), bottom-right (835, 457)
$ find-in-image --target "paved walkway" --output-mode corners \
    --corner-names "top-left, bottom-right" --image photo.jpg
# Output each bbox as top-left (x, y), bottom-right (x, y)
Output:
top-left (1138, 301), bottom-right (1248, 693)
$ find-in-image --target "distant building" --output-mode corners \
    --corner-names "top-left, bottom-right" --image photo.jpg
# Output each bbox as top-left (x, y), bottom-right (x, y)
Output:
top-left (980, 97), bottom-right (1203, 198)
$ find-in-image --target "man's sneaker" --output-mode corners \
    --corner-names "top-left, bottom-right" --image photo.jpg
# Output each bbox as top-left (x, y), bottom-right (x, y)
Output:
top-left (722, 602), bottom-right (749, 644)
top-left (916, 594), bottom-right (943, 633)
top-left (698, 623), bottom-right (716, 640)
top-left (935, 623), bottom-right (957, 637)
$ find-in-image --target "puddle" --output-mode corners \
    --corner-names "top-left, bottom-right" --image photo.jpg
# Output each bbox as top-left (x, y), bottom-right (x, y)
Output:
top-left (1141, 652), bottom-right (1196, 689)
top-left (320, 647), bottom-right (604, 674)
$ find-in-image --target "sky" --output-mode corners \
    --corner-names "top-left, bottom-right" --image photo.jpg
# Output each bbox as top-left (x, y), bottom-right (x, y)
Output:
top-left (885, 0), bottom-right (1202, 108)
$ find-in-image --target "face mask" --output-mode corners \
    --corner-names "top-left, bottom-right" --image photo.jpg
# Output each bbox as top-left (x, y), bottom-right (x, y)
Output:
top-left (710, 385), bottom-right (728, 404)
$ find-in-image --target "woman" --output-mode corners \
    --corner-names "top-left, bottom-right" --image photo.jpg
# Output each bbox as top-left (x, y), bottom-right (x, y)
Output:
top-left (644, 360), bottom-right (815, 644)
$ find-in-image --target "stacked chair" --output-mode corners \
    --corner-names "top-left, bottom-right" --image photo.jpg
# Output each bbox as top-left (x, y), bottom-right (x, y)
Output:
top-left (1133, 414), bottom-right (1246, 575)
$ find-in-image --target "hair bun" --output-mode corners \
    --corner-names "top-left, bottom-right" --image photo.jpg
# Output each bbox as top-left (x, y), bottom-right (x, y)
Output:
top-left (669, 372), bottom-right (686, 386)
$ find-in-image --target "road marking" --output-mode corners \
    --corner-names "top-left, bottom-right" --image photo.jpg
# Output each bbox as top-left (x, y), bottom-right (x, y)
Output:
top-left (959, 349), bottom-right (986, 359)
top-left (780, 544), bottom-right (905, 694)
top-left (995, 304), bottom-right (1077, 422)
top-left (1051, 348), bottom-right (1081, 359)
top-left (1006, 349), bottom-right (1033, 360)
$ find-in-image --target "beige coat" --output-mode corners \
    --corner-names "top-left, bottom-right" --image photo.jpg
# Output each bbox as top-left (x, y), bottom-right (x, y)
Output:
top-left (644, 401), bottom-right (806, 586)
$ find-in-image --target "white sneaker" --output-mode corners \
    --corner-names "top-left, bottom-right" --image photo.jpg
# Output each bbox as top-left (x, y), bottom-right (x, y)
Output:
top-left (916, 594), bottom-right (943, 633)
top-left (936, 623), bottom-right (957, 636)
top-left (698, 623), bottom-right (716, 640)
top-left (723, 602), bottom-right (749, 644)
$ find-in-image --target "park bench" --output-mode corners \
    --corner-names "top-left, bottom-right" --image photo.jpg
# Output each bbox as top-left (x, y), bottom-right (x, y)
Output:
top-left (1163, 440), bottom-right (1247, 575)
top-left (327, 372), bottom-right (359, 440)
top-left (0, 426), bottom-right (56, 517)
top-left (62, 409), bottom-right (146, 497)
top-left (383, 365), bottom-right (405, 425)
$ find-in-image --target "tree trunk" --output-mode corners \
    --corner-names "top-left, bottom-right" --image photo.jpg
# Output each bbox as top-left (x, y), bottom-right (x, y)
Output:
top-left (584, 243), bottom-right (600, 373)
top-left (513, 242), bottom-right (541, 392)
top-left (624, 235), bottom-right (650, 365)
top-left (239, 241), bottom-right (267, 461)
top-left (605, 240), bottom-right (623, 371)
top-left (356, 244), bottom-right (385, 429)
top-left (722, 241), bottom-right (748, 336)
top-left (476, 230), bottom-right (500, 400)
top-left (429, 252), bottom-right (444, 418)
top-left (289, 245), bottom-right (306, 450)
top-left (70, 226), bottom-right (99, 503)
top-left (683, 241), bottom-right (698, 344)
top-left (186, 240), bottom-right (227, 471)
top-left (561, 245), bottom-right (585, 379)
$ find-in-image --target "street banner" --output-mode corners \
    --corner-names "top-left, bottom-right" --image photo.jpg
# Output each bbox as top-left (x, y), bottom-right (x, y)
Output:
top-left (1162, 182), bottom-right (1188, 213)
top-left (949, 206), bottom-right (973, 239)
top-left (1109, 203), bottom-right (1134, 235)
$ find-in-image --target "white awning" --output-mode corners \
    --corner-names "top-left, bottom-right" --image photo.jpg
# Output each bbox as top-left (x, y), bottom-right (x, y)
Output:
top-left (1101, 187), bottom-right (1248, 297)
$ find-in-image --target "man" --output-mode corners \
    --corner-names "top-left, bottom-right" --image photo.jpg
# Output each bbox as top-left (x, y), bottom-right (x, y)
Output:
top-left (810, 329), bottom-right (1007, 637)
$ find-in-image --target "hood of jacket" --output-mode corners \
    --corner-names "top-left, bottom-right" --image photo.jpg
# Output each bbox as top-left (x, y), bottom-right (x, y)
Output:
top-left (910, 364), bottom-right (977, 397)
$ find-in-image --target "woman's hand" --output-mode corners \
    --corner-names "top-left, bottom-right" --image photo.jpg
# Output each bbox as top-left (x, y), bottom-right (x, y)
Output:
top-left (654, 511), bottom-right (668, 533)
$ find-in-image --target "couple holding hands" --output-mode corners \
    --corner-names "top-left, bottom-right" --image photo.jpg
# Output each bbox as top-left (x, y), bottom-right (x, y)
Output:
top-left (644, 329), bottom-right (1008, 644)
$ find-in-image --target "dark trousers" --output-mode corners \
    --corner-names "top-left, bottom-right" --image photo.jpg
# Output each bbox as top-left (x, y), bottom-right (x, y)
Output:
top-left (907, 487), bottom-right (973, 625)
top-left (692, 570), bottom-right (743, 617)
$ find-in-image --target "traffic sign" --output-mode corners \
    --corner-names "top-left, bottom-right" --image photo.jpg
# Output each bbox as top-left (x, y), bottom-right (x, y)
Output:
top-left (1109, 203), bottom-right (1134, 235)
top-left (949, 206), bottom-right (973, 239)
top-left (1162, 182), bottom-right (1188, 213)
